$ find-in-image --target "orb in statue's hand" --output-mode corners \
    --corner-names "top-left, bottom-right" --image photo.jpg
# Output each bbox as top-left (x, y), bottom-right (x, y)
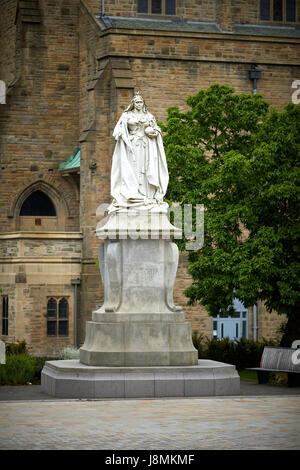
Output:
top-left (145, 126), bottom-right (158, 138)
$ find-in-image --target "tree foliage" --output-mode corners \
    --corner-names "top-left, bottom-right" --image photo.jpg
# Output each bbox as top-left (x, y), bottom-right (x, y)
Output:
top-left (161, 84), bottom-right (300, 339)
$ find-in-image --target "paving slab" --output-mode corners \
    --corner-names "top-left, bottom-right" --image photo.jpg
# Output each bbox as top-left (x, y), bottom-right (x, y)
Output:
top-left (0, 389), bottom-right (299, 450)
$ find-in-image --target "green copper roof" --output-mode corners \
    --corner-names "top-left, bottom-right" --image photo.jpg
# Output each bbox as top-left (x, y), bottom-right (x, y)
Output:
top-left (97, 16), bottom-right (300, 38)
top-left (234, 24), bottom-right (300, 38)
top-left (98, 16), bottom-right (221, 34)
top-left (59, 147), bottom-right (80, 172)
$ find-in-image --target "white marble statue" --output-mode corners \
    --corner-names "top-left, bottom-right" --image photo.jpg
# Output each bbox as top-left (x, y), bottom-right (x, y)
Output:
top-left (108, 92), bottom-right (169, 213)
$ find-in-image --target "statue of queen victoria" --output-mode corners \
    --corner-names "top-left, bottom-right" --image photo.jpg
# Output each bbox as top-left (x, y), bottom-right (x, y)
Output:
top-left (41, 92), bottom-right (239, 399)
top-left (108, 91), bottom-right (169, 213)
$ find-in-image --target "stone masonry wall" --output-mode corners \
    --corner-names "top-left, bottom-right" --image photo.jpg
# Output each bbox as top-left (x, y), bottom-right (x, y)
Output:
top-left (0, 234), bottom-right (82, 356)
top-left (0, 0), bottom-right (17, 86)
top-left (258, 303), bottom-right (287, 343)
top-left (0, 0), bottom-right (80, 233)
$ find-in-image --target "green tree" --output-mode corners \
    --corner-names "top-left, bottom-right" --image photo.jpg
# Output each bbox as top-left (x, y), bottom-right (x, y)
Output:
top-left (161, 84), bottom-right (300, 344)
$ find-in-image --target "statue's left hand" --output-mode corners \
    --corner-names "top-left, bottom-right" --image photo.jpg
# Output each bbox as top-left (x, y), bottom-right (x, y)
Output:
top-left (145, 126), bottom-right (158, 138)
top-left (148, 131), bottom-right (158, 138)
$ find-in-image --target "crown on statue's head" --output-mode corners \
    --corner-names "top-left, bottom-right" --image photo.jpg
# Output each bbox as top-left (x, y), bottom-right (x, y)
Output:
top-left (125, 90), bottom-right (147, 112)
top-left (133, 91), bottom-right (143, 100)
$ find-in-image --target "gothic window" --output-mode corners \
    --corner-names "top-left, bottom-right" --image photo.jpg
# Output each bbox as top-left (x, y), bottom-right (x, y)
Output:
top-left (273, 0), bottom-right (283, 20)
top-left (260, 0), bottom-right (270, 20)
top-left (138, 0), bottom-right (148, 13)
top-left (165, 0), bottom-right (175, 15)
top-left (47, 298), bottom-right (57, 336)
top-left (2, 296), bottom-right (8, 336)
top-left (152, 0), bottom-right (162, 14)
top-left (259, 0), bottom-right (296, 21)
top-left (47, 297), bottom-right (69, 337)
top-left (20, 190), bottom-right (56, 216)
top-left (286, 0), bottom-right (296, 21)
top-left (138, 0), bottom-right (176, 15)
top-left (58, 298), bottom-right (69, 336)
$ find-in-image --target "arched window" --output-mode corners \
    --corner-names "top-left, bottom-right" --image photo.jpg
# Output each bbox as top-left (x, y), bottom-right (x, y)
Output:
top-left (20, 190), bottom-right (56, 216)
top-left (47, 297), bottom-right (69, 337)
top-left (47, 298), bottom-right (57, 336)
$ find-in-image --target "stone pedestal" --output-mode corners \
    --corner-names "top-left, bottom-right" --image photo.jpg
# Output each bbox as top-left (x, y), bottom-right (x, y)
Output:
top-left (79, 211), bottom-right (198, 367)
top-left (80, 237), bottom-right (198, 366)
top-left (41, 360), bottom-right (240, 398)
top-left (42, 211), bottom-right (240, 397)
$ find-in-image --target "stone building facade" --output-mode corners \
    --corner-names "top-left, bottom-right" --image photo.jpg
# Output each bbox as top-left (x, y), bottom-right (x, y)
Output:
top-left (0, 0), bottom-right (299, 356)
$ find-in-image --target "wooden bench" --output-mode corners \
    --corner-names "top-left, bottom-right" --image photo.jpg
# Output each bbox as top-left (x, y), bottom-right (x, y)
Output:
top-left (247, 346), bottom-right (300, 387)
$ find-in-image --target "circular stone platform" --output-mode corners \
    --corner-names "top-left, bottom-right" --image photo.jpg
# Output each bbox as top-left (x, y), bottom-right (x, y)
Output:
top-left (41, 359), bottom-right (240, 398)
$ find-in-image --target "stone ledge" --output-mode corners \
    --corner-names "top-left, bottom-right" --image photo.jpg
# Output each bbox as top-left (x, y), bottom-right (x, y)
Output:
top-left (92, 311), bottom-right (185, 322)
top-left (41, 360), bottom-right (240, 398)
top-left (0, 232), bottom-right (83, 239)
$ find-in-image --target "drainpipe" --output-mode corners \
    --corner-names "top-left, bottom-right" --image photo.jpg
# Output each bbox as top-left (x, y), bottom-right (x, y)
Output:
top-left (71, 278), bottom-right (81, 348)
top-left (253, 303), bottom-right (258, 341)
top-left (248, 64), bottom-right (262, 95)
top-left (102, 0), bottom-right (105, 15)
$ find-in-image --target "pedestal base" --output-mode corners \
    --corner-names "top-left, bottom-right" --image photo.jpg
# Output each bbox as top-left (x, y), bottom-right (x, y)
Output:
top-left (41, 360), bottom-right (240, 398)
top-left (80, 318), bottom-right (198, 367)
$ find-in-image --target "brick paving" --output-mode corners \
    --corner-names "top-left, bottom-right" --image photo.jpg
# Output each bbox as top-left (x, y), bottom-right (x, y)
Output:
top-left (0, 395), bottom-right (299, 450)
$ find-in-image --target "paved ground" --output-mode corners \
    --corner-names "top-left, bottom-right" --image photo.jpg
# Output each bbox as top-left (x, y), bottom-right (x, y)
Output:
top-left (0, 382), bottom-right (299, 450)
top-left (1, 380), bottom-right (300, 401)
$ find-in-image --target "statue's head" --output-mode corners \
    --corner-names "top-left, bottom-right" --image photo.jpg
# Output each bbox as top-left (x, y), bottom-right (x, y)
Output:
top-left (125, 91), bottom-right (147, 113)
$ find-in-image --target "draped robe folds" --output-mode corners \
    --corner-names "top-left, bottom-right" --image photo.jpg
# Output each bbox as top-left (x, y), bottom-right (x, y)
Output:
top-left (108, 110), bottom-right (169, 213)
